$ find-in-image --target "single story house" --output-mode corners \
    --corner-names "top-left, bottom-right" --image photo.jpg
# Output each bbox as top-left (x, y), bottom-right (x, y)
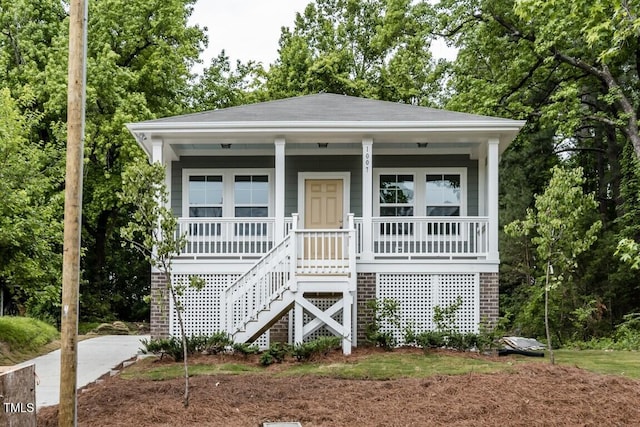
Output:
top-left (127, 93), bottom-right (525, 354)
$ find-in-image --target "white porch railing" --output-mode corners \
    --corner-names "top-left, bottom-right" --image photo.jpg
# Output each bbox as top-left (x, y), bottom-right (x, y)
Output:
top-left (223, 214), bottom-right (357, 340)
top-left (294, 214), bottom-right (355, 275)
top-left (177, 217), bottom-right (276, 257)
top-left (177, 215), bottom-right (489, 259)
top-left (224, 232), bottom-right (294, 335)
top-left (368, 216), bottom-right (489, 258)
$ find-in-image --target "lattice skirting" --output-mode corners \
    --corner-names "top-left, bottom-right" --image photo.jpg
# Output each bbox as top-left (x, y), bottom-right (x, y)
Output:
top-left (169, 273), bottom-right (269, 348)
top-left (377, 273), bottom-right (480, 345)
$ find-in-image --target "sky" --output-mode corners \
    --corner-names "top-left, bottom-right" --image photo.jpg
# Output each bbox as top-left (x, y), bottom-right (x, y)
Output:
top-left (189, 0), bottom-right (457, 71)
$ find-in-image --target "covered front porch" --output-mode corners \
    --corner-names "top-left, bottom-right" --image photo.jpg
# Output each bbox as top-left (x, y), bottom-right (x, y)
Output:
top-left (175, 214), bottom-right (490, 260)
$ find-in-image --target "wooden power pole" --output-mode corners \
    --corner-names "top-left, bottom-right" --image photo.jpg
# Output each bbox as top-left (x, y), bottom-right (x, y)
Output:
top-left (59, 0), bottom-right (88, 426)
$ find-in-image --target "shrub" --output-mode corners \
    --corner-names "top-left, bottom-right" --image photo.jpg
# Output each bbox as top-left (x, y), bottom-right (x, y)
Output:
top-left (232, 343), bottom-right (260, 356)
top-left (292, 336), bottom-right (342, 361)
top-left (259, 342), bottom-right (290, 366)
top-left (365, 298), bottom-right (400, 350)
top-left (204, 331), bottom-right (233, 354)
top-left (141, 337), bottom-right (184, 361)
top-left (415, 331), bottom-right (446, 349)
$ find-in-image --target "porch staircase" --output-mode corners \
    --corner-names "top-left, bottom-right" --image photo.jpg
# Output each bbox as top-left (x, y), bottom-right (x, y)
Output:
top-left (224, 233), bottom-right (296, 343)
top-left (224, 215), bottom-right (357, 347)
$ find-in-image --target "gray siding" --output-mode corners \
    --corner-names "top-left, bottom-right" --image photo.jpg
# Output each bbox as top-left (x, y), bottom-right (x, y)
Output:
top-left (171, 154), bottom-right (478, 217)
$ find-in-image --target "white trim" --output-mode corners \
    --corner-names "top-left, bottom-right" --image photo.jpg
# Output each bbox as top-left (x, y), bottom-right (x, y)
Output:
top-left (374, 167), bottom-right (467, 217)
top-left (487, 139), bottom-right (500, 261)
top-left (356, 261), bottom-right (499, 274)
top-left (361, 139), bottom-right (374, 260)
top-left (182, 168), bottom-right (274, 218)
top-left (297, 171), bottom-right (351, 228)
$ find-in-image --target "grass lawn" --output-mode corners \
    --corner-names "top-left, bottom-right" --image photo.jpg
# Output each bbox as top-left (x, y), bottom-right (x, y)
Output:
top-left (121, 347), bottom-right (640, 382)
top-left (554, 349), bottom-right (640, 378)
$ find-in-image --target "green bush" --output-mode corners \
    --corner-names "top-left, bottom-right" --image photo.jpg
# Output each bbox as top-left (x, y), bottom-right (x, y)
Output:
top-left (415, 330), bottom-right (446, 349)
top-left (232, 342), bottom-right (260, 356)
top-left (0, 316), bottom-right (59, 352)
top-left (365, 298), bottom-right (400, 350)
top-left (259, 342), bottom-right (290, 366)
top-left (141, 337), bottom-right (184, 361)
top-left (204, 331), bottom-right (233, 354)
top-left (292, 336), bottom-right (342, 361)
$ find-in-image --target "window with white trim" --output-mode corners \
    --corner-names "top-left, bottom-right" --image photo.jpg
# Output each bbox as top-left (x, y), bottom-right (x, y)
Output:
top-left (188, 175), bottom-right (223, 217)
top-left (234, 175), bottom-right (269, 217)
top-left (374, 167), bottom-right (467, 218)
top-left (379, 174), bottom-right (414, 234)
top-left (234, 175), bottom-right (269, 236)
top-left (379, 174), bottom-right (414, 216)
top-left (426, 174), bottom-right (461, 216)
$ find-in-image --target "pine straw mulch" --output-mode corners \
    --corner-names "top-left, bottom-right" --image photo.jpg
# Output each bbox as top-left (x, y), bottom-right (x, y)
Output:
top-left (37, 348), bottom-right (640, 427)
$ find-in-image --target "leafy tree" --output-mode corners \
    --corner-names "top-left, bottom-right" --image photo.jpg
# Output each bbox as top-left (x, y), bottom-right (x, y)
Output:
top-left (0, 0), bottom-right (208, 320)
top-left (505, 166), bottom-right (602, 363)
top-left (189, 50), bottom-right (265, 111)
top-left (0, 87), bottom-right (63, 320)
top-left (119, 160), bottom-right (204, 407)
top-left (435, 0), bottom-right (640, 333)
top-left (265, 0), bottom-right (440, 105)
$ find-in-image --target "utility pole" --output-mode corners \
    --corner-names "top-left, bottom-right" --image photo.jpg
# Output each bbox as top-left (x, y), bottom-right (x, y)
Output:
top-left (59, 0), bottom-right (87, 426)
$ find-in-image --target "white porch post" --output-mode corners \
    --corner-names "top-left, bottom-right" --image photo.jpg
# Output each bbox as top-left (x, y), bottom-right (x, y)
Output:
top-left (151, 138), bottom-right (163, 268)
top-left (487, 138), bottom-right (500, 261)
top-left (274, 138), bottom-right (286, 240)
top-left (361, 138), bottom-right (373, 260)
top-left (342, 290), bottom-right (353, 355)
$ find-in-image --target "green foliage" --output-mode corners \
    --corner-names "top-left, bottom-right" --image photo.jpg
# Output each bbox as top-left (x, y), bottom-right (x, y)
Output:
top-left (203, 332), bottom-right (233, 354)
top-left (433, 296), bottom-right (463, 335)
top-left (0, 316), bottom-right (59, 351)
top-left (259, 342), bottom-right (291, 366)
top-left (505, 166), bottom-right (602, 361)
top-left (415, 330), bottom-right (446, 349)
top-left (292, 336), bottom-right (342, 361)
top-left (232, 343), bottom-right (260, 357)
top-left (0, 88), bottom-right (63, 320)
top-left (365, 298), bottom-right (401, 350)
top-left (265, 0), bottom-right (440, 105)
top-left (141, 337), bottom-right (185, 361)
top-left (616, 239), bottom-right (640, 270)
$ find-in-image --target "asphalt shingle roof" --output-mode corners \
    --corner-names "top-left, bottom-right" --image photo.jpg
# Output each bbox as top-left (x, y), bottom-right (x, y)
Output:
top-left (140, 93), bottom-right (518, 124)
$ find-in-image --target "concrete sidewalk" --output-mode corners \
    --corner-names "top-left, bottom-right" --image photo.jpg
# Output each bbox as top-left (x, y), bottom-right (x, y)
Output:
top-left (19, 335), bottom-right (149, 409)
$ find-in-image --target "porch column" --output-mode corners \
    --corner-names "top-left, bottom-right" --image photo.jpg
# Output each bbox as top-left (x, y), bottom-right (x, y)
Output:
top-left (274, 138), bottom-right (286, 240)
top-left (361, 138), bottom-right (373, 260)
top-left (487, 138), bottom-right (500, 261)
top-left (151, 138), bottom-right (163, 269)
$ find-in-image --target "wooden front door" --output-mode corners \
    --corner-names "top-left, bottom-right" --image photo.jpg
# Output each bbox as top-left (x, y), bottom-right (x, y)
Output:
top-left (304, 179), bottom-right (343, 229)
top-left (303, 179), bottom-right (344, 263)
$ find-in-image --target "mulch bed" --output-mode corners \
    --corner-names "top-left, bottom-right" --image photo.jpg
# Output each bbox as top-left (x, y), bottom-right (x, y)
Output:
top-left (37, 348), bottom-right (640, 426)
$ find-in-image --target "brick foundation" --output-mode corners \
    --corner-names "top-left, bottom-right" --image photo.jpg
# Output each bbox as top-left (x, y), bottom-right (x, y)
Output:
top-left (479, 272), bottom-right (499, 329)
top-left (150, 272), bottom-right (170, 339)
top-left (269, 313), bottom-right (290, 344)
top-left (356, 272), bottom-right (376, 345)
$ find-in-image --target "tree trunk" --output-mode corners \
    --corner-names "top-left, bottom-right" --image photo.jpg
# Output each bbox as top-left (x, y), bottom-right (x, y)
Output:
top-left (167, 273), bottom-right (190, 408)
top-left (545, 261), bottom-right (555, 365)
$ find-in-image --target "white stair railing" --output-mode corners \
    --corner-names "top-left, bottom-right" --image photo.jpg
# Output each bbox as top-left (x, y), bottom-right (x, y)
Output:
top-left (224, 232), bottom-right (294, 336)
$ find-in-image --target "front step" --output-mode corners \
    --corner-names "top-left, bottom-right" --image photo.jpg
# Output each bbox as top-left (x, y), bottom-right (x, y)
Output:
top-left (232, 289), bottom-right (295, 343)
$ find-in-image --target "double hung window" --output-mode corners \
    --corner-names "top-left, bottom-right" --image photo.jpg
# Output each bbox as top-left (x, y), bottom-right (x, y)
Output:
top-left (234, 175), bottom-right (269, 235)
top-left (188, 175), bottom-right (223, 235)
top-left (379, 174), bottom-right (414, 234)
top-left (426, 173), bottom-right (462, 234)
